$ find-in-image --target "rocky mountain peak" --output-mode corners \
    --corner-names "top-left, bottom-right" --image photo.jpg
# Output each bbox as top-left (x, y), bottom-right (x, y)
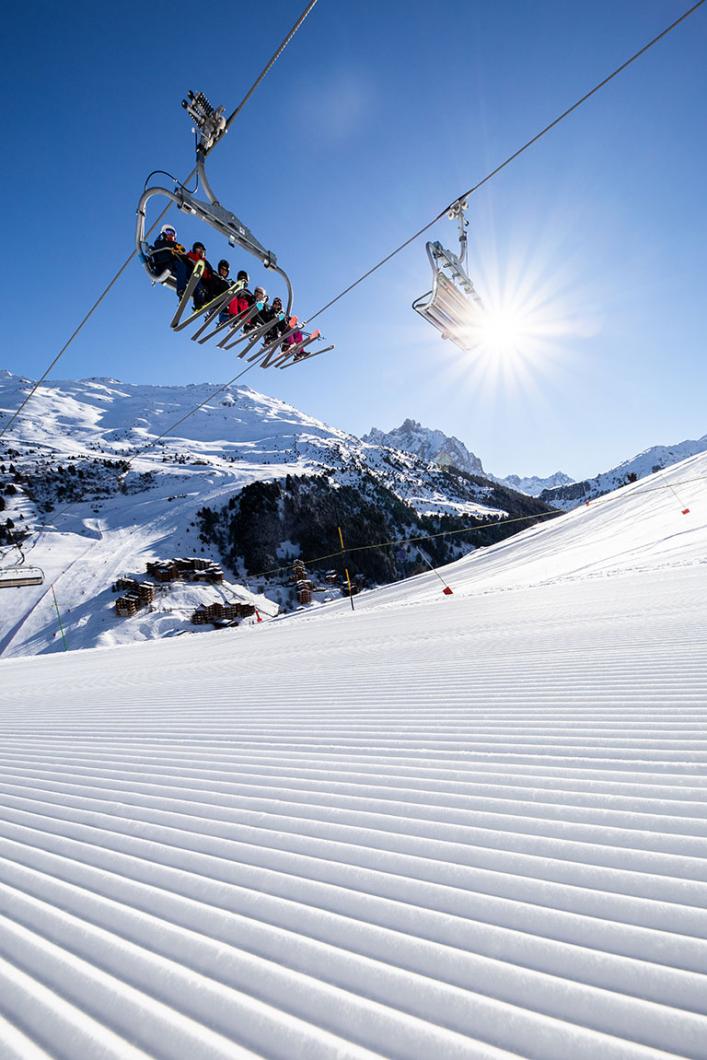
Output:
top-left (363, 420), bottom-right (485, 477)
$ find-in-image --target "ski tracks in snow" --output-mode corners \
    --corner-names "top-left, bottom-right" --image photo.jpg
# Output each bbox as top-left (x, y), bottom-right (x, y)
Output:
top-left (1, 566), bottom-right (707, 1056)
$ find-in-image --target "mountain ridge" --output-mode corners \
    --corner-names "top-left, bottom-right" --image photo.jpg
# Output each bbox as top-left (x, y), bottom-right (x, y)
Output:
top-left (364, 418), bottom-right (573, 496)
top-left (365, 415), bottom-right (707, 506)
top-left (0, 371), bottom-right (551, 656)
top-left (540, 433), bottom-right (707, 509)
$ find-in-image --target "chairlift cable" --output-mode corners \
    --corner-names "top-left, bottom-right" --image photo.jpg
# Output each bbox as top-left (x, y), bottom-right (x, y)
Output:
top-left (0, 0), bottom-right (320, 443)
top-left (305, 0), bottom-right (705, 326)
top-left (218, 0), bottom-right (319, 144)
top-left (128, 363), bottom-right (258, 462)
top-left (1, 1), bottom-right (702, 573)
top-left (0, 359), bottom-right (260, 567)
top-left (452, 0), bottom-right (706, 210)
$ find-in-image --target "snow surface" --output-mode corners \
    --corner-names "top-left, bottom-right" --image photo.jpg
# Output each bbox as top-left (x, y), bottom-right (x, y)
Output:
top-left (0, 449), bottom-right (706, 1056)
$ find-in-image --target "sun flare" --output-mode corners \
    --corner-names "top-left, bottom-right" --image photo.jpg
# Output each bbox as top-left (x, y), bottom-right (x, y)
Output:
top-left (475, 306), bottom-right (535, 355)
top-left (437, 247), bottom-right (598, 401)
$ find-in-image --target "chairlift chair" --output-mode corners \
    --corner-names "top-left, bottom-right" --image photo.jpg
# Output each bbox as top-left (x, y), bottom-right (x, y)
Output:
top-left (412, 199), bottom-right (485, 352)
top-left (0, 565), bottom-right (44, 589)
top-left (136, 91), bottom-right (332, 370)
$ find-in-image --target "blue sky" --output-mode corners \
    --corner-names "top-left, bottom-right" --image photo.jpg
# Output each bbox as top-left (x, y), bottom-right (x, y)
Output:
top-left (1, 0), bottom-right (705, 479)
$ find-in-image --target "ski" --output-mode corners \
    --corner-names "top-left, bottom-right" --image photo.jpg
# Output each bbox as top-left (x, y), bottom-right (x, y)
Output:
top-left (268, 329), bottom-right (321, 368)
top-left (222, 310), bottom-right (283, 354)
top-left (280, 344), bottom-right (334, 369)
top-left (234, 329), bottom-right (266, 362)
top-left (197, 302), bottom-right (259, 347)
top-left (219, 305), bottom-right (273, 352)
top-left (216, 303), bottom-right (267, 349)
top-left (256, 320), bottom-right (305, 367)
top-left (176, 282), bottom-right (240, 336)
top-left (169, 260), bottom-right (205, 330)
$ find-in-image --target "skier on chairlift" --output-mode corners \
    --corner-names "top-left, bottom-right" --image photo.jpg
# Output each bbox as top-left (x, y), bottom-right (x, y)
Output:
top-left (283, 320), bottom-right (305, 353)
top-left (261, 296), bottom-right (288, 341)
top-left (243, 287), bottom-right (269, 334)
top-left (150, 224), bottom-right (192, 298)
top-left (205, 260), bottom-right (236, 323)
top-left (209, 259), bottom-right (231, 299)
top-left (226, 270), bottom-right (254, 319)
top-left (186, 242), bottom-right (213, 308)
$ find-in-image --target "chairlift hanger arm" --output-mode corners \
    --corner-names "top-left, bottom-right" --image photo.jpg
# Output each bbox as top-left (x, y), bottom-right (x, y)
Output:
top-left (137, 87), bottom-right (295, 320)
top-left (447, 197), bottom-right (469, 265)
top-left (136, 183), bottom-right (294, 318)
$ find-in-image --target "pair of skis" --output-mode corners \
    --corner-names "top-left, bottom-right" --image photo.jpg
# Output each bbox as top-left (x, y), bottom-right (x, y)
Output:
top-left (169, 267), bottom-right (257, 341)
top-left (166, 262), bottom-right (334, 368)
top-left (194, 300), bottom-right (263, 346)
top-left (169, 260), bottom-right (207, 330)
top-left (267, 330), bottom-right (332, 369)
top-left (242, 322), bottom-right (334, 369)
top-left (278, 341), bottom-right (334, 369)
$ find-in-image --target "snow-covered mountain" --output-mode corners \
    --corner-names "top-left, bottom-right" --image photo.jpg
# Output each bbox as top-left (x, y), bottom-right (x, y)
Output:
top-left (540, 432), bottom-right (707, 510)
top-left (0, 374), bottom-right (524, 520)
top-left (0, 372), bottom-right (550, 656)
top-left (364, 418), bottom-right (572, 496)
top-left (363, 419), bottom-right (485, 476)
top-left (501, 470), bottom-right (574, 496)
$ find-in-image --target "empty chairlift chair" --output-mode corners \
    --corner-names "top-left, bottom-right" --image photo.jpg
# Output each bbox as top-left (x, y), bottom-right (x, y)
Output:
top-left (412, 198), bottom-right (485, 353)
top-left (0, 565), bottom-right (44, 589)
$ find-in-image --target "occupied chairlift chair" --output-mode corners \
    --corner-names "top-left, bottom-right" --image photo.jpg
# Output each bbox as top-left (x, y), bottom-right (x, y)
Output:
top-left (412, 199), bottom-right (485, 353)
top-left (136, 92), bottom-right (332, 370)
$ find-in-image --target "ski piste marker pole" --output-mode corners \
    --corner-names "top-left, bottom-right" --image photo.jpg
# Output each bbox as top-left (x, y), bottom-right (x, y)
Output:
top-left (421, 553), bottom-right (454, 595)
top-left (337, 526), bottom-right (355, 611)
top-left (51, 585), bottom-right (70, 651)
top-left (668, 484), bottom-right (690, 515)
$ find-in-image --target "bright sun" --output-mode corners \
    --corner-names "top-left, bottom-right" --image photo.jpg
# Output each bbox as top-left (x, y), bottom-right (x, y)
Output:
top-left (476, 307), bottom-right (532, 354)
top-left (443, 252), bottom-right (595, 399)
top-left (421, 211), bottom-right (603, 405)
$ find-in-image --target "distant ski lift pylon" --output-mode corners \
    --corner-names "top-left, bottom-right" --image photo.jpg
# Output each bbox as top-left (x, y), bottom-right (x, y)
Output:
top-left (412, 198), bottom-right (485, 352)
top-left (135, 91), bottom-right (333, 369)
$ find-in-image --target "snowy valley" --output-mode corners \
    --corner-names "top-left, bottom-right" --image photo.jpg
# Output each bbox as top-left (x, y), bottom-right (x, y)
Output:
top-left (0, 372), bottom-right (550, 657)
top-left (3, 0), bottom-right (706, 1053)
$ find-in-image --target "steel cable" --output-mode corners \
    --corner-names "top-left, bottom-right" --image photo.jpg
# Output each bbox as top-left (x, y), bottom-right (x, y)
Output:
top-left (305, 0), bottom-right (705, 324)
top-left (0, 0), bottom-right (319, 442)
top-left (1, 0), bottom-right (704, 587)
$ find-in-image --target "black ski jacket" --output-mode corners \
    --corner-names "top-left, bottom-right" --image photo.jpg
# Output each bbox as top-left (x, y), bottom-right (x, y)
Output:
top-left (150, 235), bottom-right (189, 276)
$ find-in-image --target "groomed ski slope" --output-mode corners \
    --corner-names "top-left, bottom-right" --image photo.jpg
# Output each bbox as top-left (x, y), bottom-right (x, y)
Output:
top-left (0, 453), bottom-right (706, 1057)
